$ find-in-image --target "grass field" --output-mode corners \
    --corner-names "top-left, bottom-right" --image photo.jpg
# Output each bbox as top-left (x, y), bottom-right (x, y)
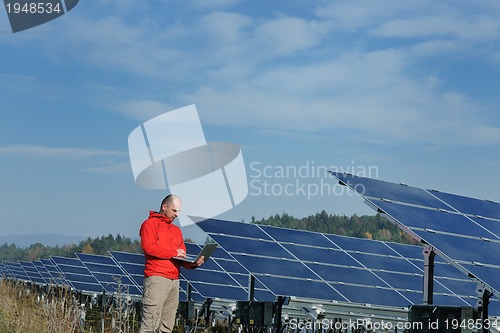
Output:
top-left (0, 279), bottom-right (142, 333)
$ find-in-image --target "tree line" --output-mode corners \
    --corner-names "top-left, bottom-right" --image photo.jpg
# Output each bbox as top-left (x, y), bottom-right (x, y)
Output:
top-left (0, 212), bottom-right (416, 261)
top-left (251, 210), bottom-right (417, 245)
top-left (0, 234), bottom-right (142, 262)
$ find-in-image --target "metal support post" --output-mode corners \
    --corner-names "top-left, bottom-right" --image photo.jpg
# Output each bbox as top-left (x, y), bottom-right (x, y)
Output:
top-left (422, 245), bottom-right (435, 304)
top-left (248, 274), bottom-right (255, 301)
top-left (476, 284), bottom-right (493, 333)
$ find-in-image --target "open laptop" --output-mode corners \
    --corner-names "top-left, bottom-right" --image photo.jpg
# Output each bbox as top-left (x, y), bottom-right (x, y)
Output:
top-left (174, 242), bottom-right (218, 264)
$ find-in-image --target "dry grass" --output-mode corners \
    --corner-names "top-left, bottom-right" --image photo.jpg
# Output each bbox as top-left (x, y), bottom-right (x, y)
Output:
top-left (0, 279), bottom-right (86, 333)
top-left (0, 278), bottom-right (144, 333)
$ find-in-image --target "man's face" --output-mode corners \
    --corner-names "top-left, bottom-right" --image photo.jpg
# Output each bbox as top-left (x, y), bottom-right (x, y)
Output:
top-left (163, 198), bottom-right (182, 221)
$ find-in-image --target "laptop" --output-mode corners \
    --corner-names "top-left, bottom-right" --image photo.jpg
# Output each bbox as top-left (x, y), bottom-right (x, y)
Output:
top-left (174, 242), bottom-right (218, 264)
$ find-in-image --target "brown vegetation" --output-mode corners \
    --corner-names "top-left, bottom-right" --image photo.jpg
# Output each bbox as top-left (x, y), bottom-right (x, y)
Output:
top-left (0, 279), bottom-right (84, 333)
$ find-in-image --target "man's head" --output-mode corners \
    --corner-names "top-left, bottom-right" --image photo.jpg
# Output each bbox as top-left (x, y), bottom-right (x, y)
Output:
top-left (159, 194), bottom-right (182, 221)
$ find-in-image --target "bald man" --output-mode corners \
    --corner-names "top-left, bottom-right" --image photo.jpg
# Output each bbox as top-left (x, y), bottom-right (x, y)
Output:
top-left (139, 194), bottom-right (204, 333)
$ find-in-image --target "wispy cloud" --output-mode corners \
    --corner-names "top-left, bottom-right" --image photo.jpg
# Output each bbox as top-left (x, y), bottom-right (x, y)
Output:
top-left (0, 144), bottom-right (131, 174)
top-left (25, 1), bottom-right (500, 148)
top-left (0, 144), bottom-right (127, 159)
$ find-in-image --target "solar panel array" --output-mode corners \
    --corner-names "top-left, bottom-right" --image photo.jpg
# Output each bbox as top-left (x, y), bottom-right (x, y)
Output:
top-left (0, 248), bottom-right (251, 303)
top-left (329, 172), bottom-right (500, 312)
top-left (108, 242), bottom-right (276, 303)
top-left (2, 211), bottom-right (499, 318)
top-left (193, 216), bottom-right (499, 316)
top-left (75, 253), bottom-right (142, 296)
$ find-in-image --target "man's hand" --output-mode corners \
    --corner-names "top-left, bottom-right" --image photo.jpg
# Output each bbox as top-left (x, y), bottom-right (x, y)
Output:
top-left (191, 255), bottom-right (204, 268)
top-left (176, 249), bottom-right (186, 257)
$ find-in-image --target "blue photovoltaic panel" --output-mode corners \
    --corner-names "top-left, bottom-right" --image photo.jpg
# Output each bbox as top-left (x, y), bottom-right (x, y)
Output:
top-left (385, 242), bottom-right (423, 259)
top-left (75, 253), bottom-right (142, 296)
top-left (334, 283), bottom-right (412, 307)
top-left (32, 260), bottom-right (53, 283)
top-left (207, 235), bottom-right (292, 258)
top-left (110, 246), bottom-right (255, 302)
top-left (19, 261), bottom-right (47, 285)
top-left (232, 254), bottom-right (317, 280)
top-left (434, 277), bottom-right (477, 297)
top-left (51, 256), bottom-right (102, 294)
top-left (109, 250), bottom-right (205, 302)
top-left (4, 262), bottom-right (30, 282)
top-left (109, 251), bottom-right (145, 291)
top-left (330, 172), bottom-right (450, 210)
top-left (373, 200), bottom-right (497, 240)
top-left (0, 262), bottom-right (11, 278)
top-left (40, 258), bottom-right (67, 286)
top-left (190, 216), bottom-right (271, 239)
top-left (328, 172), bottom-right (500, 312)
top-left (414, 232), bottom-right (500, 267)
top-left (348, 252), bottom-right (422, 273)
top-left (306, 263), bottom-right (383, 286)
top-left (430, 190), bottom-right (500, 221)
top-left (182, 242), bottom-right (270, 301)
top-left (257, 275), bottom-right (347, 301)
top-left (325, 233), bottom-right (396, 256)
top-left (260, 226), bottom-right (337, 248)
top-left (470, 217), bottom-right (500, 237)
top-left (374, 271), bottom-right (422, 290)
top-left (197, 217), bottom-right (484, 310)
top-left (281, 243), bottom-right (359, 266)
top-left (369, 200), bottom-right (500, 295)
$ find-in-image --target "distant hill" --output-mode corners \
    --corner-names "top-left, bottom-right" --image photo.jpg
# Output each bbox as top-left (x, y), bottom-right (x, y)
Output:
top-left (0, 234), bottom-right (84, 248)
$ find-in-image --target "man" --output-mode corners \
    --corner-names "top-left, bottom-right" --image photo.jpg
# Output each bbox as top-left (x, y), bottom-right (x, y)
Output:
top-left (139, 194), bottom-right (204, 333)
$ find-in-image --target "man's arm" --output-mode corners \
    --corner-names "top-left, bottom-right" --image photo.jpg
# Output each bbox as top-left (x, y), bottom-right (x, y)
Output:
top-left (140, 220), bottom-right (181, 259)
top-left (181, 256), bottom-right (205, 270)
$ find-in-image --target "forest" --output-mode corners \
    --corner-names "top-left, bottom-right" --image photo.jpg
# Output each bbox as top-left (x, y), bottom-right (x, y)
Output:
top-left (0, 211), bottom-right (417, 262)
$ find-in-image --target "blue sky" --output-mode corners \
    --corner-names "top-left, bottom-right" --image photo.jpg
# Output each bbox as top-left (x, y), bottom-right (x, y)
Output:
top-left (1, 0), bottom-right (500, 243)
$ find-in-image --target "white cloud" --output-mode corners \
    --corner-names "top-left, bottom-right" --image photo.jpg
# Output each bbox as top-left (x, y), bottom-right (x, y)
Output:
top-left (371, 14), bottom-right (500, 42)
top-left (114, 99), bottom-right (176, 121)
top-left (252, 16), bottom-right (330, 56)
top-left (21, 1), bottom-right (500, 149)
top-left (313, 0), bottom-right (425, 31)
top-left (186, 46), bottom-right (500, 147)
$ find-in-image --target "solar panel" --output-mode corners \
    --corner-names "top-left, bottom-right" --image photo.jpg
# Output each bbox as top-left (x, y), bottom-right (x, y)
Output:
top-left (40, 258), bottom-right (67, 286)
top-left (50, 256), bottom-right (102, 294)
top-left (430, 190), bottom-right (500, 221)
top-left (32, 260), bottom-right (54, 284)
top-left (109, 250), bottom-right (205, 302)
top-left (181, 243), bottom-right (251, 301)
top-left (195, 217), bottom-right (494, 312)
top-left (3, 261), bottom-right (30, 282)
top-left (373, 200), bottom-right (497, 240)
top-left (110, 245), bottom-right (271, 302)
top-left (75, 253), bottom-right (142, 296)
top-left (0, 261), bottom-right (13, 278)
top-left (108, 250), bottom-right (145, 291)
top-left (18, 260), bottom-right (47, 285)
top-left (328, 172), bottom-right (500, 314)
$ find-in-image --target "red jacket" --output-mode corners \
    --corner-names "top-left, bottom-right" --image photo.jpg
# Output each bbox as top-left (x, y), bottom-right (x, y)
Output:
top-left (139, 211), bottom-right (187, 279)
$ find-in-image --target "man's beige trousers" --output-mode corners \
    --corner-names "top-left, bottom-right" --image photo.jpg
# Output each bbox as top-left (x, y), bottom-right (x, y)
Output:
top-left (139, 276), bottom-right (180, 333)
